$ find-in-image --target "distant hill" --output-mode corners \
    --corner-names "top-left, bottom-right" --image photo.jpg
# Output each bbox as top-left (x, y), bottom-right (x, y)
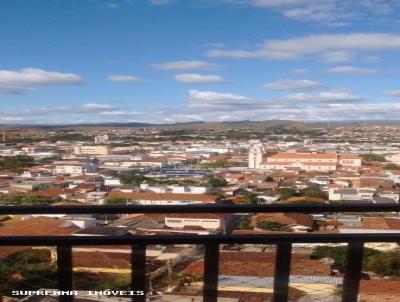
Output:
top-left (2, 119), bottom-right (400, 131)
top-left (0, 120), bottom-right (312, 131)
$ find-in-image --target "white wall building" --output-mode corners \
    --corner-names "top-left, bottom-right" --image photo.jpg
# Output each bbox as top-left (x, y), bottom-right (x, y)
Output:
top-left (248, 149), bottom-right (362, 172)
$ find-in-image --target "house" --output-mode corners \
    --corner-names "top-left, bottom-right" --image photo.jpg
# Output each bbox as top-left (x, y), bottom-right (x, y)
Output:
top-left (106, 192), bottom-right (220, 205)
top-left (251, 213), bottom-right (314, 232)
top-left (165, 213), bottom-right (234, 234)
top-left (359, 280), bottom-right (400, 302)
top-left (140, 182), bottom-right (209, 194)
top-left (0, 217), bottom-right (78, 259)
top-left (249, 148), bottom-right (361, 172)
top-left (329, 188), bottom-right (375, 201)
top-left (183, 252), bottom-right (338, 298)
top-left (339, 217), bottom-right (400, 250)
top-left (73, 145), bottom-right (110, 155)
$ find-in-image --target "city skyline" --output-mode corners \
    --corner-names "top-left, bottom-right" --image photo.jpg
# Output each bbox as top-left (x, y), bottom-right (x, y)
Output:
top-left (1, 0), bottom-right (400, 124)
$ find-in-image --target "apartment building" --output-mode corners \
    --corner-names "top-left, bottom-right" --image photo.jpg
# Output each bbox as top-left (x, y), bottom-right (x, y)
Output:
top-left (249, 146), bottom-right (361, 171)
top-left (74, 145), bottom-right (110, 155)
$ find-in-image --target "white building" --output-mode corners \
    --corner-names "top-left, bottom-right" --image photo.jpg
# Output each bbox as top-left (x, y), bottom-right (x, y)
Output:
top-left (95, 134), bottom-right (109, 144)
top-left (55, 165), bottom-right (84, 176)
top-left (248, 141), bottom-right (267, 169)
top-left (140, 183), bottom-right (208, 194)
top-left (248, 147), bottom-right (362, 172)
top-left (74, 145), bottom-right (110, 156)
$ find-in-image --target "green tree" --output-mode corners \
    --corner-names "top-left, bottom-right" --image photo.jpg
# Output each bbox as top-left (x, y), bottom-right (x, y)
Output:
top-left (302, 185), bottom-right (328, 199)
top-left (277, 188), bottom-right (297, 200)
top-left (364, 251), bottom-right (400, 276)
top-left (0, 194), bottom-right (54, 205)
top-left (243, 192), bottom-right (261, 205)
top-left (0, 248), bottom-right (55, 295)
top-left (0, 155), bottom-right (35, 172)
top-left (256, 221), bottom-right (290, 232)
top-left (201, 159), bottom-right (231, 169)
top-left (311, 246), bottom-right (381, 271)
top-left (207, 177), bottom-right (228, 187)
top-left (39, 155), bottom-right (61, 164)
top-left (384, 163), bottom-right (400, 170)
top-left (94, 274), bottom-right (130, 290)
top-left (119, 173), bottom-right (146, 185)
top-left (237, 215), bottom-right (252, 230)
top-left (104, 197), bottom-right (128, 205)
top-left (361, 154), bottom-right (386, 162)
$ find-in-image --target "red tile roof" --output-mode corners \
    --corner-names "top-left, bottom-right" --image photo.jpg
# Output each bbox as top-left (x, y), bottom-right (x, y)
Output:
top-left (107, 192), bottom-right (219, 203)
top-left (184, 252), bottom-right (330, 276)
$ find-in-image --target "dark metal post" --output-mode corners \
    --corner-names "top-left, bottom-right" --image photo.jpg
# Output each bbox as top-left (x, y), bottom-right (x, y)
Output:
top-left (203, 243), bottom-right (220, 302)
top-left (131, 244), bottom-right (146, 302)
top-left (57, 244), bottom-right (73, 302)
top-left (273, 243), bottom-right (292, 302)
top-left (342, 242), bottom-right (364, 302)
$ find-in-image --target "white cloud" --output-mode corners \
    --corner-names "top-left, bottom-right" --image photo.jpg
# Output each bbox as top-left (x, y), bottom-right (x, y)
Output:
top-left (242, 0), bottom-right (400, 23)
top-left (187, 89), bottom-right (270, 109)
top-left (385, 90), bottom-right (400, 97)
top-left (283, 91), bottom-right (362, 103)
top-left (0, 68), bottom-right (82, 94)
top-left (291, 68), bottom-right (308, 74)
top-left (80, 103), bottom-right (115, 110)
top-left (364, 56), bottom-right (381, 63)
top-left (151, 60), bottom-right (217, 70)
top-left (174, 74), bottom-right (224, 83)
top-left (149, 0), bottom-right (171, 4)
top-left (327, 66), bottom-right (376, 75)
top-left (250, 0), bottom-right (308, 7)
top-left (108, 74), bottom-right (142, 82)
top-left (263, 79), bottom-right (321, 90)
top-left (206, 33), bottom-right (400, 60)
top-left (320, 51), bottom-right (355, 63)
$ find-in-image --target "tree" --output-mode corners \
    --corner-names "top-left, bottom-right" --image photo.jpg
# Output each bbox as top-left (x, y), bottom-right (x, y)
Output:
top-left (119, 173), bottom-right (146, 185)
top-left (277, 188), bottom-right (297, 200)
top-left (361, 154), bottom-right (386, 162)
top-left (302, 185), bottom-right (328, 199)
top-left (207, 177), bottom-right (228, 187)
top-left (384, 163), bottom-right (400, 170)
top-left (243, 192), bottom-right (261, 205)
top-left (0, 248), bottom-right (55, 295)
top-left (0, 155), bottom-right (35, 172)
top-left (104, 197), bottom-right (127, 205)
top-left (200, 159), bottom-right (231, 169)
top-left (311, 246), bottom-right (381, 271)
top-left (0, 194), bottom-right (54, 205)
top-left (39, 155), bottom-right (61, 164)
top-left (364, 251), bottom-right (400, 276)
top-left (256, 221), bottom-right (290, 232)
top-left (237, 215), bottom-right (252, 230)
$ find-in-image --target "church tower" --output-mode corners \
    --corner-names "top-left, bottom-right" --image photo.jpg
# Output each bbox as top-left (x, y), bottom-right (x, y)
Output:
top-left (248, 141), bottom-right (265, 169)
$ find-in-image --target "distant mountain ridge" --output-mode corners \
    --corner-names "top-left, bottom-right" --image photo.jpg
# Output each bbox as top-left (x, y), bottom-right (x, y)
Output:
top-left (0, 120), bottom-right (310, 130)
top-left (0, 119), bottom-right (399, 130)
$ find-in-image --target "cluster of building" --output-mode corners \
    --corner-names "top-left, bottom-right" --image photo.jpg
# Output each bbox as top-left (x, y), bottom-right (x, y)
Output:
top-left (0, 127), bottom-right (400, 301)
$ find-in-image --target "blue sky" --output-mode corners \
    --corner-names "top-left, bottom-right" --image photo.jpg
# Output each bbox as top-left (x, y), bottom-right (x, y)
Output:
top-left (1, 0), bottom-right (400, 124)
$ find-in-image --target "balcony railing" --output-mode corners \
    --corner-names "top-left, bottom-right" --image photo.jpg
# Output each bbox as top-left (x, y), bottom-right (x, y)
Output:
top-left (0, 203), bottom-right (399, 302)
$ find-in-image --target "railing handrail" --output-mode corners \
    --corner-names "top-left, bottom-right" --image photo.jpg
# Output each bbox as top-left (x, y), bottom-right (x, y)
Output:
top-left (0, 233), bottom-right (399, 245)
top-left (1, 203), bottom-right (399, 302)
top-left (0, 203), bottom-right (399, 214)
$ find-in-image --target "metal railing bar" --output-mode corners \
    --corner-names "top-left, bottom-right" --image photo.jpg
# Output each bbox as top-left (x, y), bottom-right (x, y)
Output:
top-left (57, 244), bottom-right (73, 302)
top-left (203, 243), bottom-right (219, 302)
top-left (273, 243), bottom-right (292, 302)
top-left (342, 242), bottom-right (364, 302)
top-left (0, 233), bottom-right (399, 246)
top-left (131, 244), bottom-right (146, 302)
top-left (0, 203), bottom-right (399, 215)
